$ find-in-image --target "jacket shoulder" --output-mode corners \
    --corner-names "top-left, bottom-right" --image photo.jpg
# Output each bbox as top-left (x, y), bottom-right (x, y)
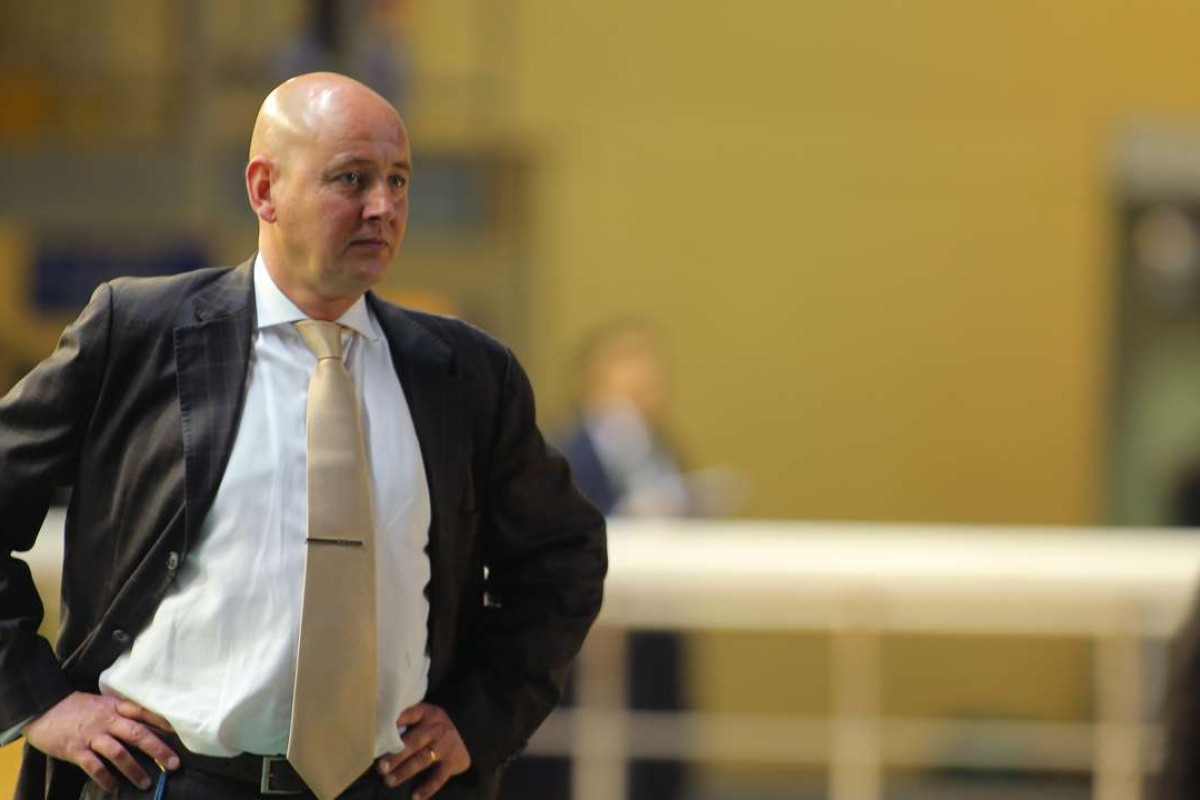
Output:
top-left (106, 265), bottom-right (236, 305)
top-left (370, 297), bottom-right (516, 380)
top-left (101, 265), bottom-right (248, 333)
top-left (405, 308), bottom-right (510, 359)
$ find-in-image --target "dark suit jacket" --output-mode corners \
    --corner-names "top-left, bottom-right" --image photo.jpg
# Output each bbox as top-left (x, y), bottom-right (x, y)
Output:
top-left (0, 261), bottom-right (607, 799)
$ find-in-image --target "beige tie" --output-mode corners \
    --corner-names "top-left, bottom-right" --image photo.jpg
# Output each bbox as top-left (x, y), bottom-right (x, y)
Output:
top-left (288, 320), bottom-right (378, 800)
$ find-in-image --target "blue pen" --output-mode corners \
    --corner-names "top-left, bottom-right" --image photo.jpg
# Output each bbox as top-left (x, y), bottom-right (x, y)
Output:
top-left (151, 765), bottom-right (167, 800)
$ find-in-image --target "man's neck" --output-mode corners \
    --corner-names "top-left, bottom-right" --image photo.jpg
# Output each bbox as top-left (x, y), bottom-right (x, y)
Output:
top-left (259, 250), bottom-right (363, 321)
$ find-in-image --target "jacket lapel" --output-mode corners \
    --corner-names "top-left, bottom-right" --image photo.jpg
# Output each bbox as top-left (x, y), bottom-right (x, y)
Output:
top-left (368, 293), bottom-right (468, 505)
top-left (367, 296), bottom-right (471, 678)
top-left (174, 259), bottom-right (255, 547)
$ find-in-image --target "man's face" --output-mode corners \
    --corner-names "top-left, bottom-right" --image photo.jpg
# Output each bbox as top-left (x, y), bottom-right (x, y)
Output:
top-left (270, 104), bottom-right (411, 303)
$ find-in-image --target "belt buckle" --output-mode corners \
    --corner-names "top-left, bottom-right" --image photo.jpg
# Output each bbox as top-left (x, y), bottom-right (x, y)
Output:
top-left (260, 756), bottom-right (302, 796)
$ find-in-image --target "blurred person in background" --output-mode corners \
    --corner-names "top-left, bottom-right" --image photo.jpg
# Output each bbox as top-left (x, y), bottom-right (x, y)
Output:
top-left (1171, 456), bottom-right (1200, 526)
top-left (0, 73), bottom-right (605, 800)
top-left (509, 321), bottom-right (704, 800)
top-left (562, 321), bottom-right (693, 519)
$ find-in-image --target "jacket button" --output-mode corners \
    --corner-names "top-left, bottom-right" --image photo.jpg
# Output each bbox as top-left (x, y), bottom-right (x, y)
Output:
top-left (167, 551), bottom-right (180, 571)
top-left (112, 629), bottom-right (131, 645)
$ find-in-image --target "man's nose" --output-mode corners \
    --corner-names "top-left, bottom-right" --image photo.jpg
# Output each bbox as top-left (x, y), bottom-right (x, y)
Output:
top-left (364, 183), bottom-right (396, 221)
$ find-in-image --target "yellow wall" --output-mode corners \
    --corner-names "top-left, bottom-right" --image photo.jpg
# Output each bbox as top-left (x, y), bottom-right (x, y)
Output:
top-left (0, 746), bottom-right (18, 796)
top-left (496, 0), bottom-right (1200, 525)
top-left (488, 0), bottom-right (1200, 745)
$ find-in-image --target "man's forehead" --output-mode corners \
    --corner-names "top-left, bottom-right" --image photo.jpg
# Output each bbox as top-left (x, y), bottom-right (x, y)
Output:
top-left (312, 115), bottom-right (408, 151)
top-left (325, 151), bottom-right (412, 170)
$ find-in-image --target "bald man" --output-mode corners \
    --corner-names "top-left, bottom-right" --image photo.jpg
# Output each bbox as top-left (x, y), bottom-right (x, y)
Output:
top-left (0, 73), bottom-right (606, 800)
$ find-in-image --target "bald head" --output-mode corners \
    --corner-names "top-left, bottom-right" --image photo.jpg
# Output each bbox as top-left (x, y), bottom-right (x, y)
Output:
top-left (249, 72), bottom-right (402, 162)
top-left (245, 72), bottom-right (412, 321)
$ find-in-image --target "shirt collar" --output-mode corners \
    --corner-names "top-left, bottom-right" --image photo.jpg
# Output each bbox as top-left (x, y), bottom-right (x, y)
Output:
top-left (253, 254), bottom-right (378, 341)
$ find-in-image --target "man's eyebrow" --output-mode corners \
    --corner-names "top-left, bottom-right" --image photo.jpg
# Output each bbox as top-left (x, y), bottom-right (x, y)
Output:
top-left (329, 156), bottom-right (412, 172)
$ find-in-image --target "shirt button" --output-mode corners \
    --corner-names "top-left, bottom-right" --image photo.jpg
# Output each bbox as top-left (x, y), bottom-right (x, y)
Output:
top-left (112, 629), bottom-right (131, 645)
top-left (167, 551), bottom-right (180, 571)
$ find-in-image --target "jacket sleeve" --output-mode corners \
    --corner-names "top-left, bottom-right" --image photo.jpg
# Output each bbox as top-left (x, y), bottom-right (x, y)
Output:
top-left (0, 284), bottom-right (112, 730)
top-left (436, 347), bottom-right (607, 775)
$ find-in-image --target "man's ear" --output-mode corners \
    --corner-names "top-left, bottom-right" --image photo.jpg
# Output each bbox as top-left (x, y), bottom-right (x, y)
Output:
top-left (246, 156), bottom-right (278, 223)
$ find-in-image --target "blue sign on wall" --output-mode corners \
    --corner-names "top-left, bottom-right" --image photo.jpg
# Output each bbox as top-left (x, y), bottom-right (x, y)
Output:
top-left (32, 238), bottom-right (209, 312)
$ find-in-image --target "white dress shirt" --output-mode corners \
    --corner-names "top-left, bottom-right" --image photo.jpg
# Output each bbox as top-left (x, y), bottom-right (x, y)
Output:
top-left (99, 255), bottom-right (432, 758)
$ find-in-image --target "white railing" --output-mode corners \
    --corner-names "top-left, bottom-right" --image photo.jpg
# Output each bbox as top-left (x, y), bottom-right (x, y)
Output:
top-left (22, 515), bottom-right (1200, 800)
top-left (548, 521), bottom-right (1200, 800)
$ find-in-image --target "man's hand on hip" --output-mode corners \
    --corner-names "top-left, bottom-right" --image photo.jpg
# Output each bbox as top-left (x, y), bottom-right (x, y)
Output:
top-left (22, 691), bottom-right (180, 792)
top-left (376, 702), bottom-right (470, 800)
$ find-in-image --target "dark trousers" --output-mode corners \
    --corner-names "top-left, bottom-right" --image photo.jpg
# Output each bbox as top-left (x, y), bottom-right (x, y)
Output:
top-left (79, 747), bottom-right (415, 800)
top-left (80, 772), bottom-right (413, 800)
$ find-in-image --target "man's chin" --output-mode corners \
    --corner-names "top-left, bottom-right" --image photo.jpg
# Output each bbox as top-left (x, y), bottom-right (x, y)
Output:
top-left (341, 255), bottom-right (394, 286)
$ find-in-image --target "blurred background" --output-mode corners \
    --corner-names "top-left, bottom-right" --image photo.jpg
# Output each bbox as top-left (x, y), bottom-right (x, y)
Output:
top-left (8, 0), bottom-right (1200, 798)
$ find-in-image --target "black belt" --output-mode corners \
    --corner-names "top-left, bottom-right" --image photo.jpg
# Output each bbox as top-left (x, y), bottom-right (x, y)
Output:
top-left (160, 732), bottom-right (308, 796)
top-left (178, 751), bottom-right (307, 796)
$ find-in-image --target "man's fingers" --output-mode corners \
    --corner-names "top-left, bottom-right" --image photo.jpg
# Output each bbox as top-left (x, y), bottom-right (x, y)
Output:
top-left (398, 729), bottom-right (436, 761)
top-left (378, 707), bottom-right (438, 776)
top-left (116, 700), bottom-right (176, 734)
top-left (114, 699), bottom-right (144, 719)
top-left (378, 733), bottom-right (430, 773)
top-left (22, 691), bottom-right (181, 790)
top-left (75, 749), bottom-right (118, 794)
top-left (381, 745), bottom-right (437, 787)
top-left (381, 741), bottom-right (468, 792)
top-left (376, 746), bottom-right (416, 776)
top-left (112, 717), bottom-right (180, 770)
top-left (380, 702), bottom-right (469, 793)
top-left (395, 703), bottom-right (430, 728)
top-left (88, 735), bottom-right (152, 790)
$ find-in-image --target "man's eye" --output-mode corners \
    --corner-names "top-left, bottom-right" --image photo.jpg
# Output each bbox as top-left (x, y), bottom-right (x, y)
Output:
top-left (338, 172), bottom-right (363, 186)
top-left (389, 175), bottom-right (409, 189)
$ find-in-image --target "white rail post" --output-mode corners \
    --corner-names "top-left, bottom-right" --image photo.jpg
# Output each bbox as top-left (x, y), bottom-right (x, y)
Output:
top-left (1094, 600), bottom-right (1144, 800)
top-left (830, 594), bottom-right (883, 800)
top-left (573, 625), bottom-right (630, 800)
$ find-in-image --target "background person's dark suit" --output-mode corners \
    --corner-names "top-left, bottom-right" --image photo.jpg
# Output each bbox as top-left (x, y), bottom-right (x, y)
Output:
top-left (1159, 585), bottom-right (1200, 798)
top-left (0, 260), bottom-right (606, 800)
top-left (499, 406), bottom-right (688, 800)
top-left (561, 423), bottom-right (686, 800)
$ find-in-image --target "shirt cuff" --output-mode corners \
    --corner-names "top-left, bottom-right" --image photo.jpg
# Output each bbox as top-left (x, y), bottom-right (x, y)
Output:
top-left (0, 716), bottom-right (33, 746)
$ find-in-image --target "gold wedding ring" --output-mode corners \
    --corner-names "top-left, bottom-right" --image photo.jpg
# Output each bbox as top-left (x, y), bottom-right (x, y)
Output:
top-left (427, 746), bottom-right (438, 764)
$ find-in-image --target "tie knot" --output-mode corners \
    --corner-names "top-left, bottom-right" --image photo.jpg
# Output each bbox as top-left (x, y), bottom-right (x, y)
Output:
top-left (295, 320), bottom-right (345, 361)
